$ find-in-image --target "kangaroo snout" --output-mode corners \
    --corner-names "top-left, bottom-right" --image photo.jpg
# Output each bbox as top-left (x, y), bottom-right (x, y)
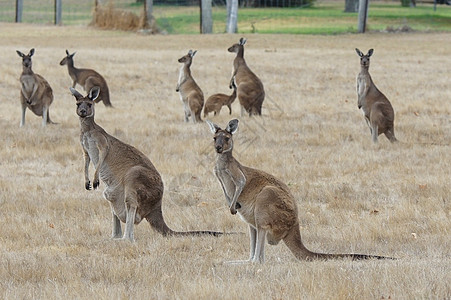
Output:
top-left (215, 145), bottom-right (223, 153)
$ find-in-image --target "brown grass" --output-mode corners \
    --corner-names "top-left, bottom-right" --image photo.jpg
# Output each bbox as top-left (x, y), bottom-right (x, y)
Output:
top-left (1, 23), bottom-right (450, 299)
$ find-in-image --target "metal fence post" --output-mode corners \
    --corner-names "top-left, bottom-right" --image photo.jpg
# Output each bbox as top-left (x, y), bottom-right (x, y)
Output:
top-left (357, 0), bottom-right (369, 33)
top-left (55, 0), bottom-right (62, 25)
top-left (16, 0), bottom-right (23, 23)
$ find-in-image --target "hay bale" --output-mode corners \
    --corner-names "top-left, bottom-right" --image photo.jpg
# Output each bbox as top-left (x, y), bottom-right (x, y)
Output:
top-left (91, 1), bottom-right (159, 33)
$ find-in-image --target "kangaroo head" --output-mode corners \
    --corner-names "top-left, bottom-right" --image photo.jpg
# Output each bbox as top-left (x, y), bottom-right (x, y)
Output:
top-left (207, 119), bottom-right (239, 154)
top-left (228, 37), bottom-right (247, 54)
top-left (356, 48), bottom-right (373, 68)
top-left (60, 49), bottom-right (76, 66)
top-left (178, 50), bottom-right (197, 64)
top-left (70, 87), bottom-right (100, 118)
top-left (16, 48), bottom-right (35, 69)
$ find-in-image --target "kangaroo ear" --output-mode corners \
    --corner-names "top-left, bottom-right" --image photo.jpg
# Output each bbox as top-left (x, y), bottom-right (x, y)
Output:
top-left (226, 119), bottom-right (239, 135)
top-left (29, 48), bottom-right (35, 57)
top-left (206, 120), bottom-right (220, 134)
top-left (367, 49), bottom-right (374, 57)
top-left (70, 87), bottom-right (84, 100)
top-left (89, 86), bottom-right (100, 101)
top-left (355, 48), bottom-right (363, 57)
top-left (239, 38), bottom-right (247, 46)
top-left (16, 50), bottom-right (25, 58)
top-left (70, 51), bottom-right (76, 58)
top-left (191, 50), bottom-right (197, 57)
top-left (66, 49), bottom-right (70, 55)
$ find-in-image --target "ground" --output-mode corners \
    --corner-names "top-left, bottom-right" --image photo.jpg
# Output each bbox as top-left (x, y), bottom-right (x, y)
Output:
top-left (0, 23), bottom-right (450, 299)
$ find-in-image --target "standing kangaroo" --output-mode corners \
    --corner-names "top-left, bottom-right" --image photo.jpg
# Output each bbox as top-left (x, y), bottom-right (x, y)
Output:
top-left (176, 50), bottom-right (204, 123)
top-left (207, 119), bottom-right (391, 263)
top-left (70, 87), bottom-right (221, 241)
top-left (356, 48), bottom-right (397, 143)
top-left (203, 81), bottom-right (237, 118)
top-left (16, 48), bottom-right (54, 127)
top-left (228, 38), bottom-right (265, 117)
top-left (61, 50), bottom-right (112, 107)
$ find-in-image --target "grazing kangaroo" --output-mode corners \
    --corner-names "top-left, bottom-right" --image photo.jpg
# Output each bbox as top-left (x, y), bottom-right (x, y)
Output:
top-left (176, 50), bottom-right (204, 123)
top-left (356, 48), bottom-right (397, 143)
top-left (60, 50), bottom-right (112, 107)
top-left (207, 119), bottom-right (391, 264)
top-left (70, 86), bottom-right (222, 241)
top-left (16, 48), bottom-right (54, 127)
top-left (203, 81), bottom-right (237, 118)
top-left (228, 38), bottom-right (265, 117)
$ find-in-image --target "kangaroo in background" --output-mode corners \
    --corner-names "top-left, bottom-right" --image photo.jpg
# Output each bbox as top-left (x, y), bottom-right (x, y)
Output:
top-left (70, 86), bottom-right (222, 241)
top-left (16, 48), bottom-right (54, 127)
top-left (356, 48), bottom-right (397, 143)
top-left (203, 81), bottom-right (237, 118)
top-left (61, 50), bottom-right (112, 107)
top-left (176, 50), bottom-right (204, 123)
top-left (228, 38), bottom-right (265, 117)
top-left (207, 119), bottom-right (391, 264)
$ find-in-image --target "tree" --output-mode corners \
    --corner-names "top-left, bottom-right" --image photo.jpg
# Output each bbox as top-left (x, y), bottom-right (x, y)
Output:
top-left (226, 0), bottom-right (238, 33)
top-left (200, 0), bottom-right (212, 33)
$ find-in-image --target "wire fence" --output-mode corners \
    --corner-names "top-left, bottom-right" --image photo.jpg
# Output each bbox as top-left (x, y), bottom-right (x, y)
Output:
top-left (0, 0), bottom-right (313, 25)
top-left (0, 0), bottom-right (149, 25)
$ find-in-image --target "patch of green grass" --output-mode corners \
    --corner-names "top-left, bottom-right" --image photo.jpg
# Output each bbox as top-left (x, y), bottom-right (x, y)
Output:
top-left (0, 0), bottom-right (449, 34)
top-left (154, 1), bottom-right (451, 34)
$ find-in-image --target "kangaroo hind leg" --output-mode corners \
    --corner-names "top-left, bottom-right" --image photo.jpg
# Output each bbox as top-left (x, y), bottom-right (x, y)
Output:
top-left (122, 187), bottom-right (139, 242)
top-left (384, 128), bottom-right (398, 143)
top-left (224, 225), bottom-right (257, 265)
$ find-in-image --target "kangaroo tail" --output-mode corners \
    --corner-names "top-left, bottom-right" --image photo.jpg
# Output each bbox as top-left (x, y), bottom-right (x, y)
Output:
top-left (145, 210), bottom-right (223, 237)
top-left (284, 225), bottom-right (395, 261)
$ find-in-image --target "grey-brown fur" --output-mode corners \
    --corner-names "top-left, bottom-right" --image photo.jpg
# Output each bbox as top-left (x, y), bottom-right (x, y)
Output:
top-left (228, 38), bottom-right (265, 117)
top-left (203, 81), bottom-right (237, 118)
top-left (61, 50), bottom-right (112, 107)
top-left (70, 87), bottom-right (222, 241)
top-left (16, 48), bottom-right (54, 127)
top-left (207, 119), bottom-right (391, 263)
top-left (176, 50), bottom-right (204, 123)
top-left (356, 48), bottom-right (397, 143)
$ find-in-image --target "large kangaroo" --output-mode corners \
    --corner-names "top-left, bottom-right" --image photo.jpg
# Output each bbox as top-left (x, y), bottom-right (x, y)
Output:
top-left (207, 119), bottom-right (391, 263)
top-left (61, 50), bottom-right (112, 107)
top-left (228, 38), bottom-right (265, 117)
top-left (203, 81), bottom-right (237, 118)
top-left (356, 48), bottom-right (397, 143)
top-left (16, 48), bottom-right (54, 127)
top-left (70, 87), bottom-right (221, 241)
top-left (176, 50), bottom-right (204, 123)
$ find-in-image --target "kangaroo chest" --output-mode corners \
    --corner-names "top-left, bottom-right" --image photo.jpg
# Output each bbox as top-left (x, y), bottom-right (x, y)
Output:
top-left (357, 74), bottom-right (370, 97)
top-left (81, 133), bottom-right (100, 166)
top-left (215, 168), bottom-right (237, 206)
top-left (20, 74), bottom-right (36, 98)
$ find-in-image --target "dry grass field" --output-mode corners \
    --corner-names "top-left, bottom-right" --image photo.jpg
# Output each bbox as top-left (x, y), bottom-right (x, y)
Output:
top-left (1, 23), bottom-right (450, 299)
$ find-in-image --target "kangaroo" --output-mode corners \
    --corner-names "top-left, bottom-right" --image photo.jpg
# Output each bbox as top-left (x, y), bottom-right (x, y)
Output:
top-left (356, 48), bottom-right (397, 143)
top-left (60, 50), bottom-right (112, 107)
top-left (70, 86), bottom-right (222, 242)
top-left (203, 81), bottom-right (237, 118)
top-left (207, 119), bottom-right (392, 264)
top-left (176, 50), bottom-right (204, 123)
top-left (16, 48), bottom-right (54, 127)
top-left (228, 38), bottom-right (265, 117)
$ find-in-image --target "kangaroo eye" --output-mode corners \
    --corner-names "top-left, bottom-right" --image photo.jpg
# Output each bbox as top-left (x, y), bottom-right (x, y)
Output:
top-left (225, 137), bottom-right (230, 142)
top-left (76, 103), bottom-right (81, 107)
top-left (87, 103), bottom-right (92, 108)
